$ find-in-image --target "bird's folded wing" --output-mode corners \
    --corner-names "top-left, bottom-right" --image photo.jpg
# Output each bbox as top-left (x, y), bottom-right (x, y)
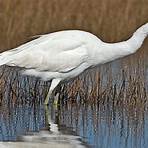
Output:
top-left (7, 38), bottom-right (88, 73)
top-left (37, 45), bottom-right (88, 73)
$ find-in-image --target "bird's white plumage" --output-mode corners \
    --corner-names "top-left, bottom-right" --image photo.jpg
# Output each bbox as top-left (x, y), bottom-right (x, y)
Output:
top-left (8, 39), bottom-right (88, 72)
top-left (2, 30), bottom-right (101, 81)
top-left (0, 23), bottom-right (147, 104)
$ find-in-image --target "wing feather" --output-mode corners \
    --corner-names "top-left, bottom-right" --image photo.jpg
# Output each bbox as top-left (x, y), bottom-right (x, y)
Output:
top-left (7, 38), bottom-right (88, 73)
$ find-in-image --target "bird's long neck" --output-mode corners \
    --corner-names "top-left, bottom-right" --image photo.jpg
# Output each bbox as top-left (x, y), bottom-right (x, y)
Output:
top-left (97, 23), bottom-right (148, 64)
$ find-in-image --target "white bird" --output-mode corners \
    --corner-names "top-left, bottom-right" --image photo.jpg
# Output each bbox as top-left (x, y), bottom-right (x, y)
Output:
top-left (0, 23), bottom-right (148, 104)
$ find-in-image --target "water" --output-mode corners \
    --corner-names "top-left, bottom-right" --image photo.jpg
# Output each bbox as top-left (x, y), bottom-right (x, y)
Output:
top-left (0, 102), bottom-right (87, 147)
top-left (0, 97), bottom-right (148, 148)
top-left (59, 102), bottom-right (148, 148)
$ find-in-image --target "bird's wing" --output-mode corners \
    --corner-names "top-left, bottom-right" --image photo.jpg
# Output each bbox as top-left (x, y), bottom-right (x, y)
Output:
top-left (38, 45), bottom-right (88, 73)
top-left (7, 38), bottom-right (88, 73)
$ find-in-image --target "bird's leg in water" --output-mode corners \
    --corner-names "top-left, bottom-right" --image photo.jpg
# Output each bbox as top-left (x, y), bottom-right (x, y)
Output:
top-left (44, 78), bottom-right (61, 105)
top-left (44, 104), bottom-right (60, 133)
top-left (44, 105), bottom-right (51, 130)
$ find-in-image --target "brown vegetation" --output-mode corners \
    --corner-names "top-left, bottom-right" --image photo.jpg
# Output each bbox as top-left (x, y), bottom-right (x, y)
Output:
top-left (0, 0), bottom-right (148, 107)
top-left (0, 0), bottom-right (148, 50)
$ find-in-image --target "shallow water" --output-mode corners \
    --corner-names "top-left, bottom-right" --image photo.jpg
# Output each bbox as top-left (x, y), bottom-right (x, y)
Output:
top-left (0, 103), bottom-right (88, 147)
top-left (0, 98), bottom-right (148, 148)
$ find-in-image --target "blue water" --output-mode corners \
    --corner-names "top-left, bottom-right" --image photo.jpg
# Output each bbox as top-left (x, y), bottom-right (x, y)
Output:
top-left (0, 100), bottom-right (148, 148)
top-left (59, 103), bottom-right (148, 148)
top-left (0, 104), bottom-right (45, 141)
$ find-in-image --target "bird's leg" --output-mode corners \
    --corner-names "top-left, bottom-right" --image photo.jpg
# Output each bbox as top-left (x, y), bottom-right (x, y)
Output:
top-left (44, 105), bottom-right (51, 130)
top-left (44, 102), bottom-right (60, 134)
top-left (44, 78), bottom-right (61, 105)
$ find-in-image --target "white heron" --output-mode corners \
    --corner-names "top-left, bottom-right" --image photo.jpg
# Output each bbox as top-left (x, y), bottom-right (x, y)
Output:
top-left (0, 23), bottom-right (148, 104)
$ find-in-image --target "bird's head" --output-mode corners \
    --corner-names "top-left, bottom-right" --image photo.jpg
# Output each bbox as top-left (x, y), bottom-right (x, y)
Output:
top-left (134, 22), bottom-right (148, 37)
top-left (141, 22), bottom-right (148, 36)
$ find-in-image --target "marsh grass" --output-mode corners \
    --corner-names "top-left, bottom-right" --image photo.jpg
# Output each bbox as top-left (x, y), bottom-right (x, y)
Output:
top-left (0, 0), bottom-right (148, 50)
top-left (0, 0), bottom-right (148, 114)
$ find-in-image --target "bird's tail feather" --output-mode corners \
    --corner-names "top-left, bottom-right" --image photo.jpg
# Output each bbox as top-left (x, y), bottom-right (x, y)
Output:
top-left (0, 51), bottom-right (14, 66)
